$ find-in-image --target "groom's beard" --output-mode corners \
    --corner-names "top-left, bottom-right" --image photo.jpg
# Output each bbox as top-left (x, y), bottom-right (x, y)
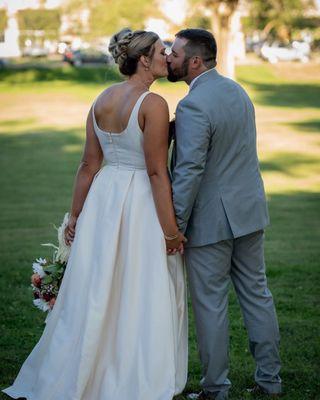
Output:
top-left (167, 58), bottom-right (189, 82)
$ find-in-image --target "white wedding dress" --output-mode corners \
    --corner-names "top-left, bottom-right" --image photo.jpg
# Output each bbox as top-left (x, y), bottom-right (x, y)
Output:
top-left (3, 91), bottom-right (188, 400)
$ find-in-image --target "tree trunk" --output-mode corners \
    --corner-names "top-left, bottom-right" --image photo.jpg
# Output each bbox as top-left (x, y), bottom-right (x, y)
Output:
top-left (209, 1), bottom-right (239, 79)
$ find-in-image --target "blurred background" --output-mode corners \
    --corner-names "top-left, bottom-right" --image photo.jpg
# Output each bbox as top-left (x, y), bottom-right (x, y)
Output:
top-left (0, 1), bottom-right (319, 400)
top-left (0, 0), bottom-right (320, 76)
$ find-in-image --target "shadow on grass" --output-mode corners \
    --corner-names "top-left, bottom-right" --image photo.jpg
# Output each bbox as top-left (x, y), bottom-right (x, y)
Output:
top-left (180, 190), bottom-right (320, 399)
top-left (286, 119), bottom-right (320, 134)
top-left (0, 127), bottom-right (84, 223)
top-left (238, 78), bottom-right (320, 109)
top-left (185, 189), bottom-right (319, 398)
top-left (0, 128), bottom-right (319, 399)
top-left (260, 152), bottom-right (319, 176)
top-left (0, 118), bottom-right (37, 128)
top-left (0, 66), bottom-right (123, 85)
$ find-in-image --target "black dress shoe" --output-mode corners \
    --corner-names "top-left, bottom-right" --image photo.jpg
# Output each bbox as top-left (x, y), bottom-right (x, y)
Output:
top-left (247, 384), bottom-right (282, 397)
top-left (187, 390), bottom-right (217, 399)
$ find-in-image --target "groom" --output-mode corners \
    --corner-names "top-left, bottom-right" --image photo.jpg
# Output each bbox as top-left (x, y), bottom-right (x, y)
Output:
top-left (167, 29), bottom-right (282, 399)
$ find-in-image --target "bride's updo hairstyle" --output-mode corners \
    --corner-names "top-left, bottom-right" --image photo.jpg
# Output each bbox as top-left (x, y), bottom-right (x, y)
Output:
top-left (109, 28), bottom-right (159, 76)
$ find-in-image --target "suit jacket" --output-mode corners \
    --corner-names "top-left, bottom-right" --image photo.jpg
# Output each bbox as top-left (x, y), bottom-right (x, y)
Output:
top-left (171, 68), bottom-right (269, 247)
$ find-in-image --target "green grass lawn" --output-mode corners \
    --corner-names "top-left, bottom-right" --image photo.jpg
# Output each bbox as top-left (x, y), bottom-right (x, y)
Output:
top-left (0, 63), bottom-right (319, 399)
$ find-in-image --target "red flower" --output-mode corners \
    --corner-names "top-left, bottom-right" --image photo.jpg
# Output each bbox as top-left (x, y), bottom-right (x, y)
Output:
top-left (31, 273), bottom-right (42, 288)
top-left (42, 293), bottom-right (52, 302)
top-left (49, 298), bottom-right (56, 308)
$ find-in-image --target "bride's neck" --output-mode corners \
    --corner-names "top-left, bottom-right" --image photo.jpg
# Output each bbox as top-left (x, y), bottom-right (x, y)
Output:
top-left (127, 73), bottom-right (153, 90)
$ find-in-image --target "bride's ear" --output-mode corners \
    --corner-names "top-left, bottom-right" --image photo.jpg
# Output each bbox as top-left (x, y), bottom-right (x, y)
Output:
top-left (140, 55), bottom-right (150, 71)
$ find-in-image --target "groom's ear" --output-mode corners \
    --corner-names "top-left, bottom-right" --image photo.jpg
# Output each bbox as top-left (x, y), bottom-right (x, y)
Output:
top-left (190, 56), bottom-right (203, 70)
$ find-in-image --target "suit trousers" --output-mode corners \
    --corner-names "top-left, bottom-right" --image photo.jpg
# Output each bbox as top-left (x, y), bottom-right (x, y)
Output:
top-left (185, 230), bottom-right (281, 398)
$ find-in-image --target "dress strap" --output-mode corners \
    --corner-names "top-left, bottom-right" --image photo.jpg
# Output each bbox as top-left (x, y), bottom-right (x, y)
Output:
top-left (91, 100), bottom-right (99, 132)
top-left (91, 91), bottom-right (150, 134)
top-left (127, 91), bottom-right (150, 130)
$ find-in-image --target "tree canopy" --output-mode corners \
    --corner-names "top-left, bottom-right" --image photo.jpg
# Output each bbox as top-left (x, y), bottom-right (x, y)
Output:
top-left (0, 9), bottom-right (8, 32)
top-left (16, 8), bottom-right (61, 47)
top-left (17, 9), bottom-right (61, 33)
top-left (243, 0), bottom-right (318, 40)
top-left (64, 0), bottom-right (157, 39)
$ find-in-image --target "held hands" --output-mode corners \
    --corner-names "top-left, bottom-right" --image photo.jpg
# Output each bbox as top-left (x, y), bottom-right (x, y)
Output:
top-left (165, 231), bottom-right (187, 256)
top-left (64, 215), bottom-right (78, 246)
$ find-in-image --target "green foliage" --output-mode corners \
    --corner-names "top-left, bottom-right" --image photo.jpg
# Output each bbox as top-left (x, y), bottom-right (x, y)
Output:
top-left (185, 11), bottom-right (211, 29)
top-left (89, 0), bottom-right (156, 37)
top-left (243, 0), bottom-right (318, 40)
top-left (0, 65), bottom-right (122, 85)
top-left (17, 8), bottom-right (61, 47)
top-left (64, 0), bottom-right (157, 39)
top-left (17, 9), bottom-right (61, 32)
top-left (0, 9), bottom-right (7, 32)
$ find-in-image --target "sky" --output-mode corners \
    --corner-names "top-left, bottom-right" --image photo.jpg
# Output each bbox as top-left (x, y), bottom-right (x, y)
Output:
top-left (146, 0), bottom-right (187, 38)
top-left (161, 0), bottom-right (187, 25)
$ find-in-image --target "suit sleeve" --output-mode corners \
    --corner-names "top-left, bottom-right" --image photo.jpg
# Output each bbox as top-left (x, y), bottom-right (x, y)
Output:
top-left (172, 98), bottom-right (212, 233)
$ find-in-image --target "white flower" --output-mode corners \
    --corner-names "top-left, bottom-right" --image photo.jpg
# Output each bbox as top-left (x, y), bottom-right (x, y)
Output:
top-left (55, 212), bottom-right (71, 264)
top-left (32, 262), bottom-right (46, 278)
top-left (33, 298), bottom-right (50, 312)
top-left (36, 257), bottom-right (47, 265)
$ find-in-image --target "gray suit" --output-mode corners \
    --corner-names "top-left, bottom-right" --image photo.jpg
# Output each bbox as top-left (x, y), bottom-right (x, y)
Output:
top-left (171, 69), bottom-right (281, 398)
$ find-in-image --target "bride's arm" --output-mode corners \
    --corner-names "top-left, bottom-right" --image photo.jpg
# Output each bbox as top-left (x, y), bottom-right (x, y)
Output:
top-left (65, 107), bottom-right (103, 245)
top-left (142, 94), bottom-right (186, 251)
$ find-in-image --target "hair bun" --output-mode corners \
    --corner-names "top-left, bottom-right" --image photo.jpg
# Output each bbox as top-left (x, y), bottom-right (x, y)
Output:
top-left (109, 28), bottom-right (134, 66)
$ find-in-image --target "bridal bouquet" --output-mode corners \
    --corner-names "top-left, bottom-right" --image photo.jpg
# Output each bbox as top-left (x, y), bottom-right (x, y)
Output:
top-left (31, 213), bottom-right (70, 313)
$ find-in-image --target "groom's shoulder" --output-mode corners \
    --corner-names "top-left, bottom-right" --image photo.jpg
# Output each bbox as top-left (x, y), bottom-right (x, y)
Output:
top-left (198, 73), bottom-right (251, 104)
top-left (176, 92), bottom-right (203, 114)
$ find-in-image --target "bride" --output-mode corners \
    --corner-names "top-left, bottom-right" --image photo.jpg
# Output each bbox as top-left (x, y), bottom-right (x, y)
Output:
top-left (3, 28), bottom-right (188, 400)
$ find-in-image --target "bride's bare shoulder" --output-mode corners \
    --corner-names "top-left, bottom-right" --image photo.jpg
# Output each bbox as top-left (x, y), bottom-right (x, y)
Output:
top-left (143, 92), bottom-right (169, 112)
top-left (96, 82), bottom-right (124, 101)
top-left (93, 83), bottom-right (127, 113)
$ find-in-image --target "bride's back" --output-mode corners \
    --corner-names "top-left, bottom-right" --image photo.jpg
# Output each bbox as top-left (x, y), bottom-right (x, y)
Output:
top-left (94, 84), bottom-right (146, 134)
top-left (92, 83), bottom-right (150, 170)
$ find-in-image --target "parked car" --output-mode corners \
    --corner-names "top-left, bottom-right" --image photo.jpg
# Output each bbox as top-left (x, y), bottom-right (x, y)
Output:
top-left (64, 47), bottom-right (112, 66)
top-left (0, 58), bottom-right (8, 68)
top-left (260, 41), bottom-right (310, 63)
top-left (22, 46), bottom-right (49, 57)
top-left (245, 37), bottom-right (264, 54)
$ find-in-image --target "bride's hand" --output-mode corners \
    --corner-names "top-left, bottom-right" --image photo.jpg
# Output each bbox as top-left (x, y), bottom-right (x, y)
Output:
top-left (166, 231), bottom-right (187, 255)
top-left (64, 215), bottom-right (77, 246)
top-left (167, 241), bottom-right (185, 255)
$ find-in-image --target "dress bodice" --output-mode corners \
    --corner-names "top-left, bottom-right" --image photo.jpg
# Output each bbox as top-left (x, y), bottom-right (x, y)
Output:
top-left (92, 91), bottom-right (150, 170)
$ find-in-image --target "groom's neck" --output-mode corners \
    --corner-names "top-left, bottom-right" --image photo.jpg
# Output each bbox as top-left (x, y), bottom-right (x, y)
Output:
top-left (186, 66), bottom-right (209, 86)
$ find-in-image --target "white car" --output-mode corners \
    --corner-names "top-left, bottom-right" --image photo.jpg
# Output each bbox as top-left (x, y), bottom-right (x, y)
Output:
top-left (260, 41), bottom-right (310, 63)
top-left (23, 46), bottom-right (49, 57)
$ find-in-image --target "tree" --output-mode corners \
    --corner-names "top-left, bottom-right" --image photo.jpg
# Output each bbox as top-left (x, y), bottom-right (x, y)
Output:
top-left (64, 0), bottom-right (158, 39)
top-left (90, 0), bottom-right (156, 37)
top-left (188, 0), bottom-right (240, 79)
top-left (243, 0), bottom-right (317, 42)
top-left (17, 8), bottom-right (61, 47)
top-left (0, 9), bottom-right (8, 33)
top-left (207, 0), bottom-right (239, 78)
top-left (185, 9), bottom-right (211, 30)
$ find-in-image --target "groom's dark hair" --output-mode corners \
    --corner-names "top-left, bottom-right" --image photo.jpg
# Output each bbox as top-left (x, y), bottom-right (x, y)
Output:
top-left (176, 28), bottom-right (217, 68)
